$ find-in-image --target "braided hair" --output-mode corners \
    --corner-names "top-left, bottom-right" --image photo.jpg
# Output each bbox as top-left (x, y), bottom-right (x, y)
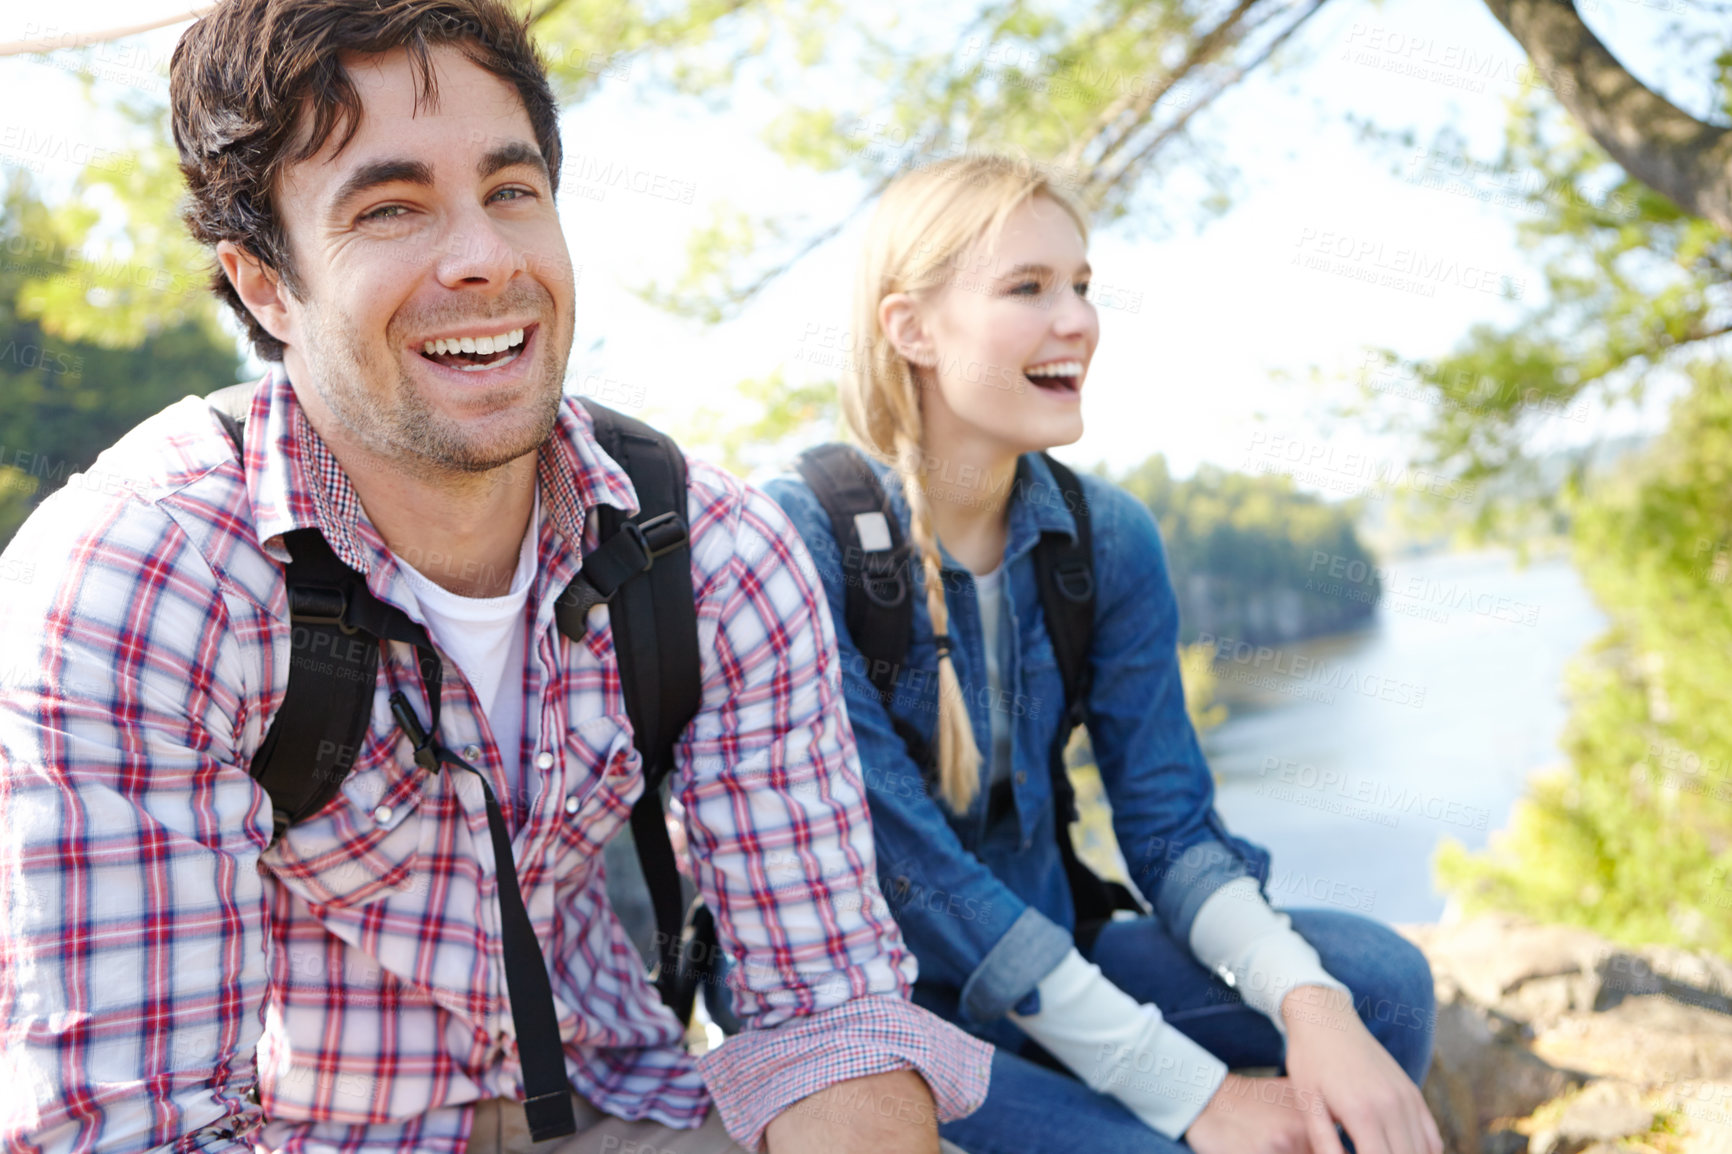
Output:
top-left (839, 153), bottom-right (1089, 814)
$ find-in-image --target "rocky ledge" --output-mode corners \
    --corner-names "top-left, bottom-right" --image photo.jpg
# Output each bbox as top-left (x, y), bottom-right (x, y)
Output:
top-left (1401, 914), bottom-right (1732, 1154)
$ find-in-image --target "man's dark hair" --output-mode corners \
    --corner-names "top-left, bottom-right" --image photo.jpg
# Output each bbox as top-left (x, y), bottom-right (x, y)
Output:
top-left (170, 0), bottom-right (563, 362)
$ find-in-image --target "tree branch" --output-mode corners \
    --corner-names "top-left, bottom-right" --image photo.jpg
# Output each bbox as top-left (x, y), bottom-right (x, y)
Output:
top-left (0, 9), bottom-right (211, 58)
top-left (1481, 0), bottom-right (1732, 234)
top-left (1093, 0), bottom-right (1325, 199)
top-left (1076, 0), bottom-right (1262, 178)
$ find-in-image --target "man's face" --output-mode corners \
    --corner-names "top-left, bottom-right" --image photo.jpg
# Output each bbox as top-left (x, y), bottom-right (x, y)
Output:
top-left (264, 45), bottom-right (574, 476)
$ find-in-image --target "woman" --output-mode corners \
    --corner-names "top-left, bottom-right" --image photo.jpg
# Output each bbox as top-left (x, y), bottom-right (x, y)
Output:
top-left (763, 154), bottom-right (1443, 1154)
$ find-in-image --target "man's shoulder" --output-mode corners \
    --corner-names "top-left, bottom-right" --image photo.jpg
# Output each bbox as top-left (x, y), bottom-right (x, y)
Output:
top-left (3, 393), bottom-right (274, 610)
top-left (677, 453), bottom-right (819, 588)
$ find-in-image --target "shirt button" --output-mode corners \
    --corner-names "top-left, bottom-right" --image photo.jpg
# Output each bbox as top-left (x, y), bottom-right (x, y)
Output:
top-left (1015, 771), bottom-right (1028, 786)
top-left (535, 751), bottom-right (556, 770)
top-left (1021, 837), bottom-right (1033, 851)
top-left (564, 795), bottom-right (580, 816)
top-left (374, 805), bottom-right (394, 825)
top-left (463, 744), bottom-right (483, 763)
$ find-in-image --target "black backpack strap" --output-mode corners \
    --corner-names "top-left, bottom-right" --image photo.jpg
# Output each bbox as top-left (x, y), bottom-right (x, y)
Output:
top-left (1031, 454), bottom-right (1142, 947)
top-left (209, 386), bottom-right (380, 841)
top-left (794, 444), bottom-right (934, 772)
top-left (566, 400), bottom-right (707, 1024)
top-left (253, 529), bottom-right (386, 839)
top-left (209, 389), bottom-right (579, 1142)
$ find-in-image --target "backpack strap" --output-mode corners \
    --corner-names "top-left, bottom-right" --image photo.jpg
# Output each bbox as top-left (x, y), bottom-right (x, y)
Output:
top-left (1031, 454), bottom-right (1143, 947)
top-left (794, 444), bottom-right (933, 772)
top-left (566, 400), bottom-right (707, 1024)
top-left (207, 385), bottom-right (579, 1142)
top-left (210, 385), bottom-right (380, 841)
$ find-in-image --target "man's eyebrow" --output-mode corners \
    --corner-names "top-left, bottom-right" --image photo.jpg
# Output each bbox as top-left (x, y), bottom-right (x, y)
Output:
top-left (329, 158), bottom-right (434, 216)
top-left (325, 145), bottom-right (546, 218)
top-left (478, 141), bottom-right (549, 182)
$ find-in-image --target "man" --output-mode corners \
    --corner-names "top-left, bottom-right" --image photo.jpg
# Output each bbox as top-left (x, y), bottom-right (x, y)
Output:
top-left (0, 1), bottom-right (990, 1151)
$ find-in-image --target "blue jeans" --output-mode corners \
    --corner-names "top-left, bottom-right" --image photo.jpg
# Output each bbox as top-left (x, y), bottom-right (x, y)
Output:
top-left (934, 909), bottom-right (1435, 1154)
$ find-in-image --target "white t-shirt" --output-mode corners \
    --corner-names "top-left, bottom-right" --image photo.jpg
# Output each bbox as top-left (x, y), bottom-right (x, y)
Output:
top-left (393, 493), bottom-right (541, 807)
top-left (973, 562), bottom-right (1014, 787)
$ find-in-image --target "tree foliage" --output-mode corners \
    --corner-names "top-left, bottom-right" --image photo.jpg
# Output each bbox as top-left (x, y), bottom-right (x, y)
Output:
top-left (1437, 363), bottom-right (1732, 956)
top-left (1119, 453), bottom-right (1379, 646)
top-left (0, 171), bottom-right (242, 547)
top-left (1407, 2), bottom-right (1732, 951)
top-left (635, 0), bottom-right (1330, 320)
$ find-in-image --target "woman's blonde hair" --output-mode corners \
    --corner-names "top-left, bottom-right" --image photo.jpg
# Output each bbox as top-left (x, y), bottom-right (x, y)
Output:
top-left (842, 153), bottom-right (1090, 815)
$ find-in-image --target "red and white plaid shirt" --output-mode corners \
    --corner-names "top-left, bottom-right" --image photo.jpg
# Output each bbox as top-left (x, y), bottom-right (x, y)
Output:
top-left (0, 371), bottom-right (990, 1153)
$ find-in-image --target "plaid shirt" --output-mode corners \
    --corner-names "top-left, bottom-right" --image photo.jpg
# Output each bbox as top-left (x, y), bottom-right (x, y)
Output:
top-left (0, 372), bottom-right (991, 1154)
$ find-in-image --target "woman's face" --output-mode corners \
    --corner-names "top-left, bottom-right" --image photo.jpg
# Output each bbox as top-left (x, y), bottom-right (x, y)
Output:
top-left (906, 194), bottom-right (1098, 461)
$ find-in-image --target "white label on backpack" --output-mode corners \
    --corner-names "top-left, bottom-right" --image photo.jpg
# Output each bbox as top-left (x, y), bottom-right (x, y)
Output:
top-left (853, 512), bottom-right (892, 553)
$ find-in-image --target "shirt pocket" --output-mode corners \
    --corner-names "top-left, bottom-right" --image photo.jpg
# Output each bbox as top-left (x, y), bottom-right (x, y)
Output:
top-left (550, 713), bottom-right (645, 864)
top-left (261, 719), bottom-right (434, 910)
top-left (1016, 630), bottom-right (1065, 730)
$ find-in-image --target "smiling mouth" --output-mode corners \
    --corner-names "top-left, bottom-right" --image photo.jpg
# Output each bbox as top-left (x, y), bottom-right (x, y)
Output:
top-left (419, 324), bottom-right (535, 372)
top-left (1024, 359), bottom-right (1083, 393)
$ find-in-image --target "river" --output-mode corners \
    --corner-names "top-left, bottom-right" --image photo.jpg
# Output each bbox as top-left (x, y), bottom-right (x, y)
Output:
top-left (1199, 548), bottom-right (1608, 925)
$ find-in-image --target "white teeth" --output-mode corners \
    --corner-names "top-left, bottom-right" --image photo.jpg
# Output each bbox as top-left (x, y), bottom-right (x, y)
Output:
top-left (421, 328), bottom-right (528, 359)
top-left (1025, 360), bottom-right (1084, 377)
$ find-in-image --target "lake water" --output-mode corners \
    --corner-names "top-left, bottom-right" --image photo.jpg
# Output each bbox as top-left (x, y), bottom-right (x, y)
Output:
top-left (1199, 549), bottom-right (1608, 925)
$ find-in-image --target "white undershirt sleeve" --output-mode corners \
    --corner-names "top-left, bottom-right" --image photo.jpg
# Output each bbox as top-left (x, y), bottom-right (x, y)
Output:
top-left (1009, 951), bottom-right (1226, 1138)
top-left (1186, 876), bottom-right (1352, 1034)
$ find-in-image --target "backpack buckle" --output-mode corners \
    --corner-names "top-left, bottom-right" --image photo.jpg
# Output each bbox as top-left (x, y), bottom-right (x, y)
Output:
top-left (861, 555), bottom-right (908, 609)
top-left (288, 585), bottom-right (358, 634)
top-left (636, 510), bottom-right (688, 561)
top-left (1053, 560), bottom-right (1093, 603)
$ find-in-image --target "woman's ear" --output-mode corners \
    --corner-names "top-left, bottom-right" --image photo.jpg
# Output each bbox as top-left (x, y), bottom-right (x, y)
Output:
top-left (879, 292), bottom-right (937, 368)
top-left (217, 240), bottom-right (296, 349)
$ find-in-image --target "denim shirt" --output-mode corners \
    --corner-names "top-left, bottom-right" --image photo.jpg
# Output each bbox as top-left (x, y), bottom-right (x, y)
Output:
top-left (764, 453), bottom-right (1272, 1031)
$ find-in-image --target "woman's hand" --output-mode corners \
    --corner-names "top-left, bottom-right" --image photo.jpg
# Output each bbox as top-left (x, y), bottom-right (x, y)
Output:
top-left (1279, 985), bottom-right (1443, 1154)
top-left (1185, 1073), bottom-right (1317, 1154)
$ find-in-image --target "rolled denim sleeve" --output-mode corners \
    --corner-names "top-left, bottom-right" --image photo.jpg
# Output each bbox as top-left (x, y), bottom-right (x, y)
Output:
top-left (1078, 480), bottom-right (1273, 943)
top-left (764, 476), bottom-right (1072, 1026)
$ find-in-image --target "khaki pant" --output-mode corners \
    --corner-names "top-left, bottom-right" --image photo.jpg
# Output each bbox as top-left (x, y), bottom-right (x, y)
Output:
top-left (463, 1095), bottom-right (970, 1154)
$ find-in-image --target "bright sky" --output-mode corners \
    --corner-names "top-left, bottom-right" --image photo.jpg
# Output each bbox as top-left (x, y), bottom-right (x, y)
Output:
top-left (0, 0), bottom-right (1709, 487)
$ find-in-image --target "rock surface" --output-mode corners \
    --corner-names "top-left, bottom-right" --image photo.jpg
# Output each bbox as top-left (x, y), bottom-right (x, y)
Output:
top-left (1402, 914), bottom-right (1732, 1154)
